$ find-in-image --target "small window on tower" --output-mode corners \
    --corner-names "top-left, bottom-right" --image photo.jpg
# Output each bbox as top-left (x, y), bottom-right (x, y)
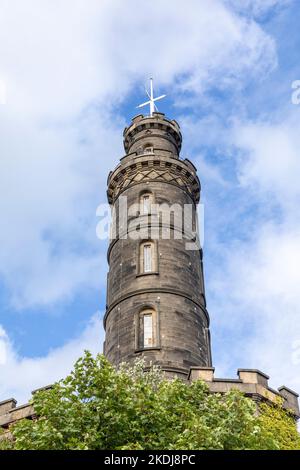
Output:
top-left (141, 193), bottom-right (152, 215)
top-left (143, 144), bottom-right (153, 154)
top-left (136, 308), bottom-right (158, 350)
top-left (143, 313), bottom-right (153, 347)
top-left (143, 244), bottom-right (152, 273)
top-left (139, 240), bottom-right (157, 275)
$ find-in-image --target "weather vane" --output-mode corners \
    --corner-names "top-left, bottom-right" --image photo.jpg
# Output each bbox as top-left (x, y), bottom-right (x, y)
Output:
top-left (137, 78), bottom-right (166, 116)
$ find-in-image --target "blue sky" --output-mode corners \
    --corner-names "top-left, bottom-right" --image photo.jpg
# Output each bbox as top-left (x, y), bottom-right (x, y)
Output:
top-left (1, 0), bottom-right (300, 403)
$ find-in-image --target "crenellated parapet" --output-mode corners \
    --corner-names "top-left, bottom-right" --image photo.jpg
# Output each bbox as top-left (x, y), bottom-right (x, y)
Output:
top-left (189, 367), bottom-right (300, 418)
top-left (1, 368), bottom-right (299, 437)
top-left (0, 385), bottom-right (52, 432)
top-left (0, 399), bottom-right (34, 431)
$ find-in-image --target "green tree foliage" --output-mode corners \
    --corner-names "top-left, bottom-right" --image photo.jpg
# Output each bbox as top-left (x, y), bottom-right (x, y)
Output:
top-left (0, 352), bottom-right (299, 450)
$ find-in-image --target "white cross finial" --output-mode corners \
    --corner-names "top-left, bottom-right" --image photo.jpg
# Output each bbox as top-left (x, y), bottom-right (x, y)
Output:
top-left (137, 78), bottom-right (166, 116)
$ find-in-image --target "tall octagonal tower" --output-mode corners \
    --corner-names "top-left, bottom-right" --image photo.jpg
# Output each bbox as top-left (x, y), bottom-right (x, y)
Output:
top-left (103, 112), bottom-right (212, 379)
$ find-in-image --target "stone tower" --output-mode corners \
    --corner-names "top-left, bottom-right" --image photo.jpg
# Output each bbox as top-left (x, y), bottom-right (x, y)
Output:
top-left (104, 112), bottom-right (212, 379)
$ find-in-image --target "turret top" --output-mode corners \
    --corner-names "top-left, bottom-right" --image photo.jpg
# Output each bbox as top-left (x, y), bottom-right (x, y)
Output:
top-left (123, 112), bottom-right (182, 156)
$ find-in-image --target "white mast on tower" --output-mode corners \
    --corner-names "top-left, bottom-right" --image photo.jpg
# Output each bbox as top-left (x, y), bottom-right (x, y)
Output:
top-left (137, 78), bottom-right (166, 116)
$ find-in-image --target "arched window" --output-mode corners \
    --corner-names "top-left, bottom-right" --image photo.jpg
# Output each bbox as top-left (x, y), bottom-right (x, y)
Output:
top-left (143, 312), bottom-right (153, 347)
top-left (136, 308), bottom-right (158, 349)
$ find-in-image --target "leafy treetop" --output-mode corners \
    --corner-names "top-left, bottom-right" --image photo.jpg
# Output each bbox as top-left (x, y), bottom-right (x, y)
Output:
top-left (0, 352), bottom-right (299, 450)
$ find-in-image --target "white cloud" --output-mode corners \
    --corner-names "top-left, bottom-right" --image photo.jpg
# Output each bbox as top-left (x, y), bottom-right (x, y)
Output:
top-left (225, 0), bottom-right (292, 17)
top-left (0, 0), bottom-right (277, 117)
top-left (232, 114), bottom-right (300, 207)
top-left (0, 108), bottom-right (122, 308)
top-left (0, 326), bottom-right (7, 365)
top-left (0, 313), bottom-right (103, 403)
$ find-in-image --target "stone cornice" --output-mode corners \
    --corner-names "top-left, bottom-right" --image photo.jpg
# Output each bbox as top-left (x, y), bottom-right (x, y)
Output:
top-left (104, 287), bottom-right (209, 328)
top-left (107, 155), bottom-right (201, 204)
